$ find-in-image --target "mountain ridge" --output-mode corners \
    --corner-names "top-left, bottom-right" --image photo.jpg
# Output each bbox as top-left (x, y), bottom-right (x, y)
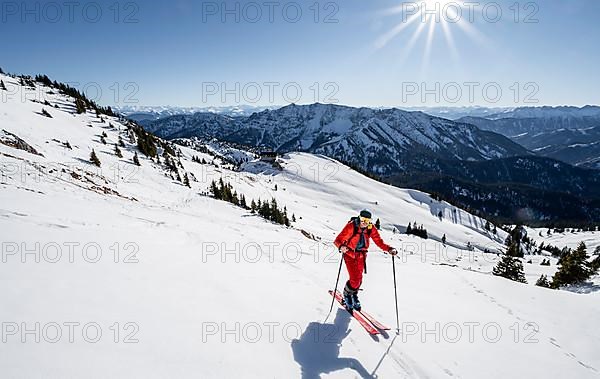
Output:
top-left (145, 103), bottom-right (600, 224)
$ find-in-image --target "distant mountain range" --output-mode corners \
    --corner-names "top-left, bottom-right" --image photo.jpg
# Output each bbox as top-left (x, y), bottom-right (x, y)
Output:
top-left (486, 105), bottom-right (600, 120)
top-left (144, 103), bottom-right (600, 225)
top-left (399, 106), bottom-right (513, 120)
top-left (115, 105), bottom-right (274, 124)
top-left (459, 106), bottom-right (600, 169)
top-left (146, 103), bottom-right (528, 173)
top-left (122, 105), bottom-right (515, 124)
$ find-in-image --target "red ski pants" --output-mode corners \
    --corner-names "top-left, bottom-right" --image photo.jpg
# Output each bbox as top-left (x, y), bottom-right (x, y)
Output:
top-left (344, 252), bottom-right (366, 290)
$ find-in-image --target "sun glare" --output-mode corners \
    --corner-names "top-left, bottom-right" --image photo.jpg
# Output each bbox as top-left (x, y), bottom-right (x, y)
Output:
top-left (376, 0), bottom-right (487, 66)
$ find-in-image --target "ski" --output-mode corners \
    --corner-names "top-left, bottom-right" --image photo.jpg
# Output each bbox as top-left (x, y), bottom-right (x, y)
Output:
top-left (358, 309), bottom-right (391, 331)
top-left (330, 290), bottom-right (390, 331)
top-left (328, 290), bottom-right (379, 335)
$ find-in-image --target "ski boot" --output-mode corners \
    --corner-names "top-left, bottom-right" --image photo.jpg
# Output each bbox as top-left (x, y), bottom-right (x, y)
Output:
top-left (342, 282), bottom-right (355, 312)
top-left (352, 292), bottom-right (361, 312)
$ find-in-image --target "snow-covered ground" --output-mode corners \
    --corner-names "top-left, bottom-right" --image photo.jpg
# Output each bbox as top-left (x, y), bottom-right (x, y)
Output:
top-left (1, 74), bottom-right (599, 378)
top-left (525, 227), bottom-right (600, 255)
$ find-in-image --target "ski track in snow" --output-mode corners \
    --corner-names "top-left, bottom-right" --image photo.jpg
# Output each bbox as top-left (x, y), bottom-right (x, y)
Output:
top-left (460, 274), bottom-right (599, 376)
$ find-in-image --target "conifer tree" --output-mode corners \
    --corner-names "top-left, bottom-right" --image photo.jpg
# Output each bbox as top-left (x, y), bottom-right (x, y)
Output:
top-left (260, 201), bottom-right (270, 220)
top-left (493, 254), bottom-right (527, 283)
top-left (115, 144), bottom-right (123, 158)
top-left (591, 253), bottom-right (600, 272)
top-left (270, 198), bottom-right (281, 223)
top-left (210, 180), bottom-right (219, 199)
top-left (493, 240), bottom-right (527, 283)
top-left (0, 80), bottom-right (6, 91)
top-left (75, 98), bottom-right (87, 114)
top-left (183, 173), bottom-right (191, 188)
top-left (136, 128), bottom-right (157, 158)
top-left (90, 149), bottom-right (101, 167)
top-left (551, 242), bottom-right (595, 288)
top-left (133, 152), bottom-right (141, 166)
top-left (535, 274), bottom-right (551, 288)
top-left (41, 108), bottom-right (52, 118)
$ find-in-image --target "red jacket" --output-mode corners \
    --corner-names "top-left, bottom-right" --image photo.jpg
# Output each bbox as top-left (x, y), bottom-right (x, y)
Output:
top-left (334, 221), bottom-right (391, 258)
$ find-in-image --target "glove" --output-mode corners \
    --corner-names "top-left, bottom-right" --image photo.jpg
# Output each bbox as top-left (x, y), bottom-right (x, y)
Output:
top-left (388, 248), bottom-right (398, 256)
top-left (340, 246), bottom-right (349, 254)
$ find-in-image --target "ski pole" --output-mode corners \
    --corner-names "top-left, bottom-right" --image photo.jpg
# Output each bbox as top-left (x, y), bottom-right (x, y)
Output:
top-left (392, 255), bottom-right (400, 334)
top-left (325, 250), bottom-right (344, 322)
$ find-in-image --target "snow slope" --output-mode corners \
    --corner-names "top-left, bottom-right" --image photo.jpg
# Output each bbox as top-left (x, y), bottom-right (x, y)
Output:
top-left (525, 227), bottom-right (600, 256)
top-left (1, 74), bottom-right (599, 378)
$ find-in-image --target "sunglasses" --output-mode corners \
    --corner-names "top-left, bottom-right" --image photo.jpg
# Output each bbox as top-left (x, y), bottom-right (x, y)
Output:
top-left (359, 217), bottom-right (371, 224)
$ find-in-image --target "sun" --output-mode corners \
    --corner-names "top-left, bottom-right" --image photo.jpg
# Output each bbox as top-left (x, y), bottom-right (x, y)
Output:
top-left (375, 1), bottom-right (486, 67)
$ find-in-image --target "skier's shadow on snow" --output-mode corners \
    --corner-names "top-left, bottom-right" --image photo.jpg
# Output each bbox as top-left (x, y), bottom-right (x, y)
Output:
top-left (291, 309), bottom-right (374, 379)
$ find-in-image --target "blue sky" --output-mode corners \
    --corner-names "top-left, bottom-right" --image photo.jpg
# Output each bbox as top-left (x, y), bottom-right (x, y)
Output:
top-left (2, 0), bottom-right (599, 108)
